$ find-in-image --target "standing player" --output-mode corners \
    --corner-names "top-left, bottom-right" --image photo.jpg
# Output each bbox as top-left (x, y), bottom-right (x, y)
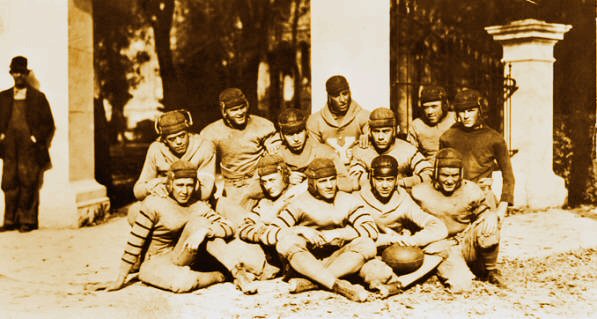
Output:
top-left (306, 75), bottom-right (369, 165)
top-left (200, 88), bottom-right (281, 207)
top-left (133, 109), bottom-right (215, 202)
top-left (407, 85), bottom-right (456, 161)
top-left (440, 89), bottom-right (515, 215)
top-left (411, 148), bottom-right (505, 292)
top-left (351, 107), bottom-right (433, 189)
top-left (261, 158), bottom-right (379, 302)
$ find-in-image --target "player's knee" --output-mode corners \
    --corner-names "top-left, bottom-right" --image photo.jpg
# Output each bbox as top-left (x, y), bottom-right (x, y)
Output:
top-left (275, 229), bottom-right (307, 259)
top-left (349, 237), bottom-right (377, 260)
top-left (168, 267), bottom-right (199, 293)
top-left (359, 258), bottom-right (394, 286)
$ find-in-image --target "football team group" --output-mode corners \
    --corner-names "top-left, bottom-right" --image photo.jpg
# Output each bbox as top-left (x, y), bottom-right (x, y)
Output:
top-left (91, 75), bottom-right (514, 302)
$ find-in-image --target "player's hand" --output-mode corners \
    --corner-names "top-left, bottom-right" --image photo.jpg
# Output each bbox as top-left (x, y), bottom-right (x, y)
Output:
top-left (184, 228), bottom-right (208, 251)
top-left (320, 229), bottom-right (345, 247)
top-left (480, 213), bottom-right (498, 235)
top-left (289, 171), bottom-right (306, 185)
top-left (349, 164), bottom-right (367, 179)
top-left (147, 177), bottom-right (168, 197)
top-left (390, 234), bottom-right (417, 247)
top-left (30, 135), bottom-right (37, 143)
top-left (293, 226), bottom-right (325, 247)
top-left (86, 278), bottom-right (125, 292)
top-left (359, 134), bottom-right (369, 148)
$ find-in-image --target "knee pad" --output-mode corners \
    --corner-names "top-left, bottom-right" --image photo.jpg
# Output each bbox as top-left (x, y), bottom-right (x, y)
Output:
top-left (359, 258), bottom-right (394, 286)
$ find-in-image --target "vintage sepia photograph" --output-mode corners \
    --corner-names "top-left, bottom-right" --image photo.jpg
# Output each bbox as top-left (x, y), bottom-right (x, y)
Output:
top-left (0, 0), bottom-right (595, 318)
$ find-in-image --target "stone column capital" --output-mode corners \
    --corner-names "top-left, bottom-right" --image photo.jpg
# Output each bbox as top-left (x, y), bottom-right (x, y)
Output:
top-left (486, 19), bottom-right (572, 62)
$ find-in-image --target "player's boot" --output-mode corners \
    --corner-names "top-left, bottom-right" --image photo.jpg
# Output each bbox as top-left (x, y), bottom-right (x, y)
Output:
top-left (288, 277), bottom-right (319, 293)
top-left (485, 269), bottom-right (507, 289)
top-left (332, 279), bottom-right (369, 302)
top-left (232, 264), bottom-right (258, 294)
top-left (370, 280), bottom-right (403, 299)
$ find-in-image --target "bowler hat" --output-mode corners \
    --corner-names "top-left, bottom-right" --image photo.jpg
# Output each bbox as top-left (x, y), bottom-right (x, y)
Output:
top-left (10, 56), bottom-right (29, 74)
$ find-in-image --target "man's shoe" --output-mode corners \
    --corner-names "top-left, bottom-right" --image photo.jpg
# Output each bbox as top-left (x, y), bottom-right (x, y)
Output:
top-left (486, 269), bottom-right (507, 289)
top-left (18, 225), bottom-right (36, 233)
top-left (288, 278), bottom-right (319, 294)
top-left (370, 281), bottom-right (403, 299)
top-left (332, 279), bottom-right (369, 302)
top-left (232, 264), bottom-right (258, 295)
top-left (0, 225), bottom-right (16, 232)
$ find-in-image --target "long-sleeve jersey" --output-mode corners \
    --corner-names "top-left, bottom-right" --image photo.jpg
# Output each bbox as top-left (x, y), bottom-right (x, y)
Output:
top-left (133, 133), bottom-right (216, 201)
top-left (262, 191), bottom-right (379, 246)
top-left (306, 101), bottom-right (369, 164)
top-left (410, 180), bottom-right (490, 236)
top-left (358, 185), bottom-right (447, 247)
top-left (274, 137), bottom-right (359, 192)
top-left (238, 183), bottom-right (307, 243)
top-left (200, 115), bottom-right (281, 179)
top-left (120, 195), bottom-right (234, 271)
top-left (407, 112), bottom-right (456, 161)
top-left (350, 138), bottom-right (433, 188)
top-left (439, 125), bottom-right (515, 205)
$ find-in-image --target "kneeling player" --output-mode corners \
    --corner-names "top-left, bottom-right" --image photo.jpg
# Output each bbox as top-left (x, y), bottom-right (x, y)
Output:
top-left (263, 158), bottom-right (379, 302)
top-left (357, 155), bottom-right (448, 297)
top-left (411, 148), bottom-right (505, 292)
top-left (94, 160), bottom-right (255, 294)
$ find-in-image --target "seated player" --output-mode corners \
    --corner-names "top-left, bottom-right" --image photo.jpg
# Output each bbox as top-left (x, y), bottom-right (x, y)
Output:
top-left (261, 158), bottom-right (379, 302)
top-left (411, 148), bottom-right (505, 292)
top-left (275, 108), bottom-right (359, 191)
top-left (356, 155), bottom-right (448, 297)
top-left (237, 154), bottom-right (307, 274)
top-left (350, 107), bottom-right (433, 190)
top-left (95, 160), bottom-right (257, 294)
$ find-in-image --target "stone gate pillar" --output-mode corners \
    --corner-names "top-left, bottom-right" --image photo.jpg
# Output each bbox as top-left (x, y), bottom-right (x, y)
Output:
top-left (486, 19), bottom-right (572, 208)
top-left (311, 0), bottom-right (390, 112)
top-left (0, 0), bottom-right (109, 228)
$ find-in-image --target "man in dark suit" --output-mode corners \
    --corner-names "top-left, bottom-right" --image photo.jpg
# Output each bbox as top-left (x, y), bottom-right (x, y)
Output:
top-left (0, 56), bottom-right (55, 232)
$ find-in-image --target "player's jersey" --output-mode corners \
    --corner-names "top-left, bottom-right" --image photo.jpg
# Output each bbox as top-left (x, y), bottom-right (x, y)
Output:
top-left (263, 191), bottom-right (378, 245)
top-left (200, 115), bottom-right (281, 179)
top-left (351, 138), bottom-right (433, 188)
top-left (358, 184), bottom-right (447, 247)
top-left (121, 196), bottom-right (234, 266)
top-left (410, 180), bottom-right (489, 236)
top-left (407, 112), bottom-right (456, 161)
top-left (238, 183), bottom-right (307, 243)
top-left (274, 137), bottom-right (358, 192)
top-left (133, 133), bottom-right (216, 201)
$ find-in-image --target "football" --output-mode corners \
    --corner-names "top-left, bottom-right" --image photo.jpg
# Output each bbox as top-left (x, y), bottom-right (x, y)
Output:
top-left (381, 244), bottom-right (425, 275)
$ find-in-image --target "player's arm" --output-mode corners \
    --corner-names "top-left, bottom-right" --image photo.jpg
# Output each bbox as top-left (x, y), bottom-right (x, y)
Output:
top-left (196, 140), bottom-right (217, 201)
top-left (133, 145), bottom-right (165, 200)
top-left (306, 114), bottom-right (324, 144)
top-left (402, 195), bottom-right (448, 246)
top-left (399, 150), bottom-right (433, 188)
top-left (494, 138), bottom-right (515, 218)
top-left (346, 206), bottom-right (379, 241)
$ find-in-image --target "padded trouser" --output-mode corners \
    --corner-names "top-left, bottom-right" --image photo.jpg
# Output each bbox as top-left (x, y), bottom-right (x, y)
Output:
top-left (138, 217), bottom-right (224, 293)
top-left (206, 237), bottom-right (278, 279)
top-left (432, 217), bottom-right (501, 292)
top-left (276, 230), bottom-right (376, 289)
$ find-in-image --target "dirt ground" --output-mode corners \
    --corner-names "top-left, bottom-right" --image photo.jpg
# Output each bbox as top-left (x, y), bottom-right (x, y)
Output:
top-left (0, 207), bottom-right (596, 319)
